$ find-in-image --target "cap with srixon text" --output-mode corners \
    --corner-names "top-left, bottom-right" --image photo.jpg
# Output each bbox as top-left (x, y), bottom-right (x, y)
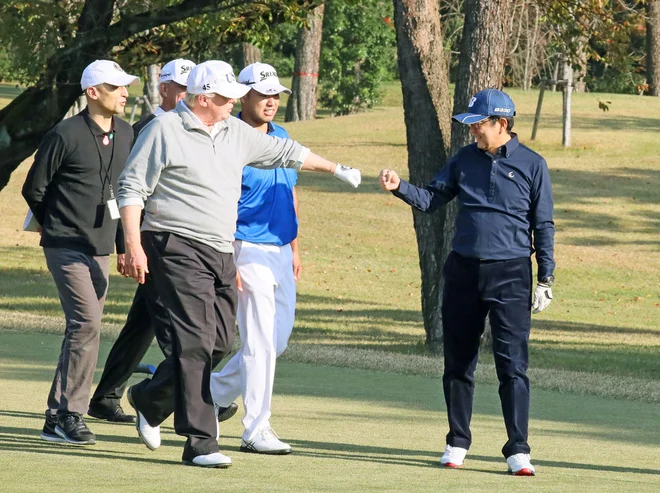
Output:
top-left (452, 88), bottom-right (516, 125)
top-left (81, 60), bottom-right (139, 90)
top-left (159, 59), bottom-right (196, 86)
top-left (238, 63), bottom-right (291, 95)
top-left (186, 61), bottom-right (249, 99)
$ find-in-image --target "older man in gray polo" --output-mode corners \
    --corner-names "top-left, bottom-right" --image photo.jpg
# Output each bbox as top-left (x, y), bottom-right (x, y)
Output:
top-left (117, 60), bottom-right (360, 468)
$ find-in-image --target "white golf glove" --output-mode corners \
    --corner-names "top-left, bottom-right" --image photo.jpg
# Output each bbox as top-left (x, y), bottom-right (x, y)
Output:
top-left (532, 283), bottom-right (553, 314)
top-left (334, 164), bottom-right (361, 188)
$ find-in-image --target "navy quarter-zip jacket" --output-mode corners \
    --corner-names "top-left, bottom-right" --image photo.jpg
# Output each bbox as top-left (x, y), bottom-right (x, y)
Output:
top-left (393, 134), bottom-right (555, 280)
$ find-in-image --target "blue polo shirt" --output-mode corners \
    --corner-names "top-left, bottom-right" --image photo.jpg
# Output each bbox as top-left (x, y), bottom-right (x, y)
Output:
top-left (393, 135), bottom-right (555, 279)
top-left (235, 117), bottom-right (298, 246)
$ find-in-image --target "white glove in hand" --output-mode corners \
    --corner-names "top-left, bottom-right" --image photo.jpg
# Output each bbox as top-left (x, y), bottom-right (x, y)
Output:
top-left (532, 283), bottom-right (553, 314)
top-left (334, 164), bottom-right (361, 188)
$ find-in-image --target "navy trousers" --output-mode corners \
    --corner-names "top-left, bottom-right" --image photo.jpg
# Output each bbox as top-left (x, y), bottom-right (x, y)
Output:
top-left (441, 251), bottom-right (533, 458)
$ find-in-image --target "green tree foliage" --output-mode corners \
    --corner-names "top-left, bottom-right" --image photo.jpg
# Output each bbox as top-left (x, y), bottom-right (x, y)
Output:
top-left (586, 3), bottom-right (647, 93)
top-left (542, 0), bottom-right (647, 92)
top-left (0, 0), bottom-right (316, 84)
top-left (318, 0), bottom-right (397, 115)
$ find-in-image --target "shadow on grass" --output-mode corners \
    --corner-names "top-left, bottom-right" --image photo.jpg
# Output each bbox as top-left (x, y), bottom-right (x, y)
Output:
top-left (0, 84), bottom-right (23, 101)
top-left (0, 433), bottom-right (178, 466)
top-left (466, 453), bottom-right (660, 476)
top-left (533, 319), bottom-right (660, 338)
top-left (532, 114), bottom-right (660, 133)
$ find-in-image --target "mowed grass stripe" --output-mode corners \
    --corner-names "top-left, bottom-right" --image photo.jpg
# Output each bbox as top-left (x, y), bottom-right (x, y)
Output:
top-left (0, 331), bottom-right (659, 493)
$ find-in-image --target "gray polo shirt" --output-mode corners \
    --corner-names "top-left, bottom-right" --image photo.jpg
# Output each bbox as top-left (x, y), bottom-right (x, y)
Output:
top-left (117, 100), bottom-right (309, 253)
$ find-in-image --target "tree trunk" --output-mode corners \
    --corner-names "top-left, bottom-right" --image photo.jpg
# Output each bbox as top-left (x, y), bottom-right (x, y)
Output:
top-left (65, 95), bottom-right (88, 119)
top-left (449, 0), bottom-right (511, 350)
top-left (573, 36), bottom-right (588, 93)
top-left (237, 42), bottom-right (262, 67)
top-left (142, 64), bottom-right (161, 117)
top-left (562, 56), bottom-right (573, 147)
top-left (647, 0), bottom-right (660, 96)
top-left (392, 0), bottom-right (452, 354)
top-left (285, 4), bottom-right (325, 122)
top-left (0, 0), bottom-right (266, 192)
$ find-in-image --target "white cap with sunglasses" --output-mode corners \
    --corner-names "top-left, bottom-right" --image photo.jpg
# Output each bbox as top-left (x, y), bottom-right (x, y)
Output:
top-left (238, 63), bottom-right (291, 95)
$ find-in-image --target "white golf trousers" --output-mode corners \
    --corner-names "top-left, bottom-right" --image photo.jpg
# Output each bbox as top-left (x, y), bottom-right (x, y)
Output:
top-left (210, 240), bottom-right (296, 440)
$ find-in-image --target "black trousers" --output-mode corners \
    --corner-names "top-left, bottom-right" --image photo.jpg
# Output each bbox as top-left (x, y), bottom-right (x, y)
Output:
top-left (441, 251), bottom-right (532, 458)
top-left (131, 231), bottom-right (237, 461)
top-left (89, 278), bottom-right (169, 412)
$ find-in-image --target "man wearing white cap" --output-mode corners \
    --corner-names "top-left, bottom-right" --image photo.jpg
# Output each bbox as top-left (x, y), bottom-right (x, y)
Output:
top-left (87, 58), bottom-right (195, 424)
top-left (118, 60), bottom-right (360, 468)
top-left (209, 62), bottom-right (299, 455)
top-left (22, 59), bottom-right (139, 445)
top-left (133, 58), bottom-right (196, 134)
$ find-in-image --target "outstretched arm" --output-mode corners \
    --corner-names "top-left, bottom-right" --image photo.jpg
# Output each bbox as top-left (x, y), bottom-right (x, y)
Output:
top-left (301, 152), bottom-right (361, 188)
top-left (379, 165), bottom-right (458, 213)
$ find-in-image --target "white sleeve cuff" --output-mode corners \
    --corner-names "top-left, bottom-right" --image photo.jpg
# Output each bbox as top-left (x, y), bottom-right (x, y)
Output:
top-left (118, 197), bottom-right (145, 209)
top-left (294, 147), bottom-right (311, 170)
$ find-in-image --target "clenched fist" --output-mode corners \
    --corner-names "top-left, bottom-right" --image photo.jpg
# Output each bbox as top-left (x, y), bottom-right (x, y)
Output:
top-left (379, 169), bottom-right (401, 191)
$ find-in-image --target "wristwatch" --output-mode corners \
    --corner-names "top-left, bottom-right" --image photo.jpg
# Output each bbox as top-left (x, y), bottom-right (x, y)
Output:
top-left (540, 275), bottom-right (555, 287)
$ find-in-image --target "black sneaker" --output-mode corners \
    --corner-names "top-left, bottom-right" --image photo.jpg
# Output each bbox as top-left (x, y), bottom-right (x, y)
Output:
top-left (55, 413), bottom-right (96, 445)
top-left (40, 411), bottom-right (65, 443)
top-left (88, 404), bottom-right (136, 423)
top-left (215, 402), bottom-right (238, 423)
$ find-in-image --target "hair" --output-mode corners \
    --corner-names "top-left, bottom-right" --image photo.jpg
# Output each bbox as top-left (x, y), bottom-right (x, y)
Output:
top-left (185, 92), bottom-right (218, 107)
top-left (486, 115), bottom-right (514, 134)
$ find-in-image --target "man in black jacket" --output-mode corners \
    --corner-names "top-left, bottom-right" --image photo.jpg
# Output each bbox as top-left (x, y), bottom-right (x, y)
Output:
top-left (22, 59), bottom-right (138, 445)
top-left (87, 59), bottom-right (196, 423)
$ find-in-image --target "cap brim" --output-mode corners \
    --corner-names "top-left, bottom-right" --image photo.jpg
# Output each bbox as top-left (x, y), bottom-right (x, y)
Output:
top-left (251, 82), bottom-right (292, 95)
top-left (106, 74), bottom-right (140, 87)
top-left (452, 113), bottom-right (489, 125)
top-left (160, 76), bottom-right (188, 87)
top-left (217, 82), bottom-right (251, 99)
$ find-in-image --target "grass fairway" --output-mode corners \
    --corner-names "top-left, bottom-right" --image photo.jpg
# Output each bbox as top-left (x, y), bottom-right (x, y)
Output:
top-left (1, 331), bottom-right (659, 493)
top-left (0, 82), bottom-right (659, 490)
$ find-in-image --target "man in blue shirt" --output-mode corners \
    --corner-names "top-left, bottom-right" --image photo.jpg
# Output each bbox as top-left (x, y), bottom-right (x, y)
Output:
top-left (210, 63), bottom-right (300, 455)
top-left (379, 89), bottom-right (555, 476)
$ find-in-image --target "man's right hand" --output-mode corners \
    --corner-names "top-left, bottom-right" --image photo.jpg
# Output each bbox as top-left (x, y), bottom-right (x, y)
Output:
top-left (379, 169), bottom-right (401, 191)
top-left (125, 244), bottom-right (149, 284)
top-left (333, 164), bottom-right (361, 188)
top-left (236, 269), bottom-right (243, 292)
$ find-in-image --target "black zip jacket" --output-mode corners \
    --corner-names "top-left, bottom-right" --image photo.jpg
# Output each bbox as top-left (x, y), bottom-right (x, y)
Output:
top-left (22, 109), bottom-right (133, 256)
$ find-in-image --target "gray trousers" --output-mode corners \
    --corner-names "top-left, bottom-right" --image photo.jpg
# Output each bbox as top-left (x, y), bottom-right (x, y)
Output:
top-left (44, 248), bottom-right (110, 417)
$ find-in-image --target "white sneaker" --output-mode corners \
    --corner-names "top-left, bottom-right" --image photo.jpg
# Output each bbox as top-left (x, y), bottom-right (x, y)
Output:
top-left (127, 387), bottom-right (161, 451)
top-left (240, 428), bottom-right (292, 455)
top-left (507, 453), bottom-right (536, 476)
top-left (440, 444), bottom-right (467, 468)
top-left (183, 452), bottom-right (232, 468)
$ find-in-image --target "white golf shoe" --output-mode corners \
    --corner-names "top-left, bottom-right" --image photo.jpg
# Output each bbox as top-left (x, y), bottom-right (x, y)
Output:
top-left (127, 386), bottom-right (161, 451)
top-left (440, 444), bottom-right (467, 468)
top-left (183, 452), bottom-right (232, 468)
top-left (507, 453), bottom-right (536, 476)
top-left (240, 428), bottom-right (292, 455)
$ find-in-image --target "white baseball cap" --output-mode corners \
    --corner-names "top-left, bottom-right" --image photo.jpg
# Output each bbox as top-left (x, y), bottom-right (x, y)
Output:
top-left (186, 61), bottom-right (250, 98)
top-left (80, 60), bottom-right (139, 90)
top-left (238, 63), bottom-right (291, 95)
top-left (159, 59), bottom-right (196, 86)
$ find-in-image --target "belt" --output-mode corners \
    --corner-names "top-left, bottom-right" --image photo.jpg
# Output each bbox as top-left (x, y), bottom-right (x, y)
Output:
top-left (454, 252), bottom-right (516, 264)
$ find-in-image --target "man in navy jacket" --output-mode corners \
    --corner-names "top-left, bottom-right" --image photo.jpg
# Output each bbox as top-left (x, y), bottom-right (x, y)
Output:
top-left (379, 89), bottom-right (555, 477)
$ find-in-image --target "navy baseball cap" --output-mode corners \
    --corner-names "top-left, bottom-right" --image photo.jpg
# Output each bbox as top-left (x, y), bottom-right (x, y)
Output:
top-left (452, 88), bottom-right (516, 125)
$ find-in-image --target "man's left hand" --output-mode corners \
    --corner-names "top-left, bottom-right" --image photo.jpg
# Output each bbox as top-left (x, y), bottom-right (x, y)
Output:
top-left (334, 164), bottom-right (361, 188)
top-left (532, 283), bottom-right (553, 314)
top-left (116, 254), bottom-right (127, 276)
top-left (292, 251), bottom-right (302, 281)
